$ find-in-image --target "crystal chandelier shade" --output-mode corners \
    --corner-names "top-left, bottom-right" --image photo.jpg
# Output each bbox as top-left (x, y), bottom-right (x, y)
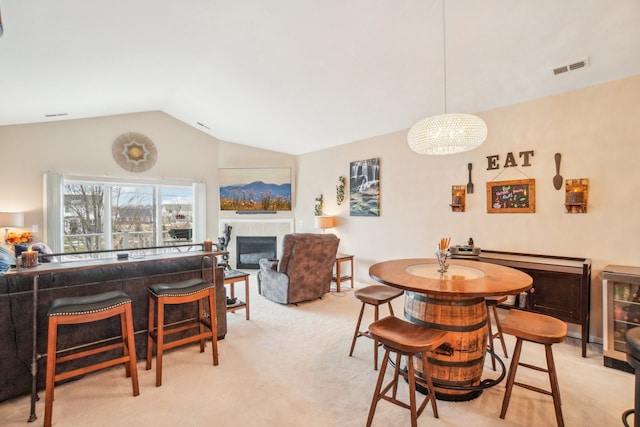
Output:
top-left (407, 113), bottom-right (487, 155)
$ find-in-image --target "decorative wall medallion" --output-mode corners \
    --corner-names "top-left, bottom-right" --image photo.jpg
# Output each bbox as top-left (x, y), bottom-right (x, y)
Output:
top-left (112, 132), bottom-right (157, 173)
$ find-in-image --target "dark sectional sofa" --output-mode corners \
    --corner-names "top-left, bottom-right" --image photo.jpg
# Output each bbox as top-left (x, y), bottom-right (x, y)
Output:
top-left (0, 254), bottom-right (226, 403)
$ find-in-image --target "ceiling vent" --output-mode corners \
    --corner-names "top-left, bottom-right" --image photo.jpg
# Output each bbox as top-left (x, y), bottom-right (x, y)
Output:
top-left (553, 58), bottom-right (589, 76)
top-left (553, 66), bottom-right (568, 75)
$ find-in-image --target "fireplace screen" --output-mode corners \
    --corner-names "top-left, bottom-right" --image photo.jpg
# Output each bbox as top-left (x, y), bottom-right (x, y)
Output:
top-left (236, 236), bottom-right (277, 269)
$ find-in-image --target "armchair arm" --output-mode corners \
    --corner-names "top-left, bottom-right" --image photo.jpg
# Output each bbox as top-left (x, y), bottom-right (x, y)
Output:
top-left (259, 258), bottom-right (279, 272)
top-left (257, 258), bottom-right (290, 304)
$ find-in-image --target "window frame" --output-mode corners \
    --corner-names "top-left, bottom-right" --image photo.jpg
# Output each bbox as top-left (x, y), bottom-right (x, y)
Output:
top-left (44, 173), bottom-right (205, 253)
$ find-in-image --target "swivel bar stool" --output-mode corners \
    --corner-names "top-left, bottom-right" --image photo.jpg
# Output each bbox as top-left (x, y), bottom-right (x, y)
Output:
top-left (44, 290), bottom-right (139, 427)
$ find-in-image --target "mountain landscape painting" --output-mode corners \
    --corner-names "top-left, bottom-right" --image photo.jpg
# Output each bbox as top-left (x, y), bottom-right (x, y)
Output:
top-left (219, 168), bottom-right (292, 211)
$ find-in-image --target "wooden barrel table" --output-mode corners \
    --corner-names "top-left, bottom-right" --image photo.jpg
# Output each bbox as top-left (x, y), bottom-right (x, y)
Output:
top-left (369, 259), bottom-right (532, 401)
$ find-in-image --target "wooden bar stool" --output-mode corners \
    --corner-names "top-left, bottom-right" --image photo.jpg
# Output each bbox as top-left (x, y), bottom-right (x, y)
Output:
top-left (366, 316), bottom-right (448, 427)
top-left (44, 290), bottom-right (139, 427)
top-left (146, 278), bottom-right (218, 387)
top-left (499, 310), bottom-right (567, 427)
top-left (486, 296), bottom-right (509, 371)
top-left (349, 285), bottom-right (404, 369)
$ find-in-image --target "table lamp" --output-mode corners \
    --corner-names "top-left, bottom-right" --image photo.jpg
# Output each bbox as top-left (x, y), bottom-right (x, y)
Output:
top-left (0, 212), bottom-right (24, 243)
top-left (314, 216), bottom-right (336, 233)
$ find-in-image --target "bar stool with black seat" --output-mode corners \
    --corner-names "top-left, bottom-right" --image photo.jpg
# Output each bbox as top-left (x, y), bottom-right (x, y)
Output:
top-left (146, 278), bottom-right (218, 387)
top-left (499, 310), bottom-right (567, 427)
top-left (349, 285), bottom-right (404, 370)
top-left (366, 316), bottom-right (448, 427)
top-left (623, 327), bottom-right (640, 427)
top-left (486, 296), bottom-right (509, 371)
top-left (44, 290), bottom-right (139, 427)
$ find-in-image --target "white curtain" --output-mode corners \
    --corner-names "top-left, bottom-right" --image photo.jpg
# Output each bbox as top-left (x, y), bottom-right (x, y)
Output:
top-left (192, 182), bottom-right (206, 244)
top-left (43, 172), bottom-right (63, 252)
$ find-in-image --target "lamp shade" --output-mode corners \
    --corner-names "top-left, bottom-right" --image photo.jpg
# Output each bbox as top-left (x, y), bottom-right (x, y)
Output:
top-left (407, 113), bottom-right (487, 155)
top-left (0, 212), bottom-right (24, 227)
top-left (314, 216), bottom-right (336, 230)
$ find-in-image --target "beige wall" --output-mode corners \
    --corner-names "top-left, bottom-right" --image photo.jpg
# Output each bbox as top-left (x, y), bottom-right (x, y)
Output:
top-left (297, 74), bottom-right (640, 341)
top-left (0, 112), bottom-right (218, 241)
top-left (0, 112), bottom-right (295, 242)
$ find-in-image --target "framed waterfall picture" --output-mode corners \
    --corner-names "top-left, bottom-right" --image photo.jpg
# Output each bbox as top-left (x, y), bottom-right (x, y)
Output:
top-left (349, 157), bottom-right (380, 216)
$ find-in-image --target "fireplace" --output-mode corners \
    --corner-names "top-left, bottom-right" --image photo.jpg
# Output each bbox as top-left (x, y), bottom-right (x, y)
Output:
top-left (236, 236), bottom-right (277, 269)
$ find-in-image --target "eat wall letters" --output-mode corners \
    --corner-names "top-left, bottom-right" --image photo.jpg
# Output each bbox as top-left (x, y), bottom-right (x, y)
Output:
top-left (486, 150), bottom-right (534, 170)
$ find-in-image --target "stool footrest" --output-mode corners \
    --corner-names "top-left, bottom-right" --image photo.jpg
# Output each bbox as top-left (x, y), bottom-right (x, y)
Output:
top-left (161, 333), bottom-right (211, 352)
top-left (514, 381), bottom-right (553, 397)
top-left (56, 355), bottom-right (132, 382)
top-left (56, 342), bottom-right (125, 364)
top-left (519, 361), bottom-right (548, 373)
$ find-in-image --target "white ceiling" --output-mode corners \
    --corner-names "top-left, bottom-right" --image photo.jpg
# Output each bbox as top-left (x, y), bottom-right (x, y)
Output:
top-left (1, 0), bottom-right (639, 155)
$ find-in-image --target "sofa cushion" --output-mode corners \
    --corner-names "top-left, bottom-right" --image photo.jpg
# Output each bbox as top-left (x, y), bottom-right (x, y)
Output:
top-left (0, 244), bottom-right (15, 274)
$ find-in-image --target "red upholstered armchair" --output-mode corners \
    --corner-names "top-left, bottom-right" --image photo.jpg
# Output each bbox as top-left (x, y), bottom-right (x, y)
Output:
top-left (257, 233), bottom-right (339, 304)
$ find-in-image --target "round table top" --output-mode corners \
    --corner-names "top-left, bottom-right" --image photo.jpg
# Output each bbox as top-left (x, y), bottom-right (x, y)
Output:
top-left (369, 258), bottom-right (532, 298)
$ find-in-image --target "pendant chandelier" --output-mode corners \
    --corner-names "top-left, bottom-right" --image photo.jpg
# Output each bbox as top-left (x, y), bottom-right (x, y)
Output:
top-left (407, 0), bottom-right (487, 155)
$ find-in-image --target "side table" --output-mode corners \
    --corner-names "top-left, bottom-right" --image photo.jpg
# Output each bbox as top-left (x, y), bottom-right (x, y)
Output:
top-left (224, 270), bottom-right (251, 320)
top-left (333, 254), bottom-right (354, 292)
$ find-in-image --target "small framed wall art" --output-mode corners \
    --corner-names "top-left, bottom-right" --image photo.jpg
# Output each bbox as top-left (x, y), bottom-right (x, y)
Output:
top-left (486, 179), bottom-right (535, 213)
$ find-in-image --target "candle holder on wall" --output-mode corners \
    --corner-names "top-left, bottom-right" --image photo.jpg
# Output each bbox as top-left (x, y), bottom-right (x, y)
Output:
top-left (565, 178), bottom-right (588, 213)
top-left (450, 185), bottom-right (466, 212)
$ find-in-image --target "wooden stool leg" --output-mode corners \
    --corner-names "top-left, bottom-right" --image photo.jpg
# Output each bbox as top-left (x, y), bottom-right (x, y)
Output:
top-left (493, 304), bottom-right (509, 358)
top-left (208, 288), bottom-right (219, 366)
top-left (487, 312), bottom-right (497, 371)
top-left (198, 298), bottom-right (205, 353)
top-left (366, 349), bottom-right (391, 427)
top-left (44, 317), bottom-right (58, 427)
top-left (500, 337), bottom-right (523, 419)
top-left (388, 301), bottom-right (395, 316)
top-left (349, 303), bottom-right (366, 357)
top-left (123, 304), bottom-right (140, 396)
top-left (373, 305), bottom-right (380, 370)
top-left (146, 295), bottom-right (155, 370)
top-left (420, 352), bottom-right (439, 419)
top-left (545, 344), bottom-right (564, 427)
top-left (391, 352), bottom-right (401, 398)
top-left (407, 352), bottom-right (418, 427)
top-left (120, 312), bottom-right (131, 378)
top-left (155, 299), bottom-right (165, 387)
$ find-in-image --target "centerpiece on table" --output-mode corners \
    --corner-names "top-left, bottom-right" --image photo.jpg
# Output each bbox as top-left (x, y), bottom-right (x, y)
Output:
top-left (436, 237), bottom-right (451, 273)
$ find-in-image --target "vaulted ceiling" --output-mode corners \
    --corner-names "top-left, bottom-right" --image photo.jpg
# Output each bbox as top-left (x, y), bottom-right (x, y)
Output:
top-left (1, 1), bottom-right (639, 155)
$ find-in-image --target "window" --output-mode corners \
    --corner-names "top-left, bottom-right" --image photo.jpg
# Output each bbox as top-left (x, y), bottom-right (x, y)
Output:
top-left (45, 174), bottom-right (204, 254)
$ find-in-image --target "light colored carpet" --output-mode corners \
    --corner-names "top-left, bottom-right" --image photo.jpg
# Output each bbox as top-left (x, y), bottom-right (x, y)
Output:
top-left (0, 275), bottom-right (634, 426)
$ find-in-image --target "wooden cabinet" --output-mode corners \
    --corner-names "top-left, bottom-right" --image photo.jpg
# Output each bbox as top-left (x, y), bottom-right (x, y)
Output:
top-left (469, 250), bottom-right (591, 357)
top-left (602, 265), bottom-right (640, 372)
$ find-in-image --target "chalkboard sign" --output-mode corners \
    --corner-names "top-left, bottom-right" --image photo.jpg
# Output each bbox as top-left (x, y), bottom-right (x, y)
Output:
top-left (486, 179), bottom-right (535, 213)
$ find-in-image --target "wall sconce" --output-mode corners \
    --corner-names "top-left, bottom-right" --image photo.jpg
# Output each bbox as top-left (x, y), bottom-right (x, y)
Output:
top-left (0, 212), bottom-right (25, 242)
top-left (314, 216), bottom-right (336, 233)
top-left (450, 185), bottom-right (466, 212)
top-left (565, 179), bottom-right (588, 213)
